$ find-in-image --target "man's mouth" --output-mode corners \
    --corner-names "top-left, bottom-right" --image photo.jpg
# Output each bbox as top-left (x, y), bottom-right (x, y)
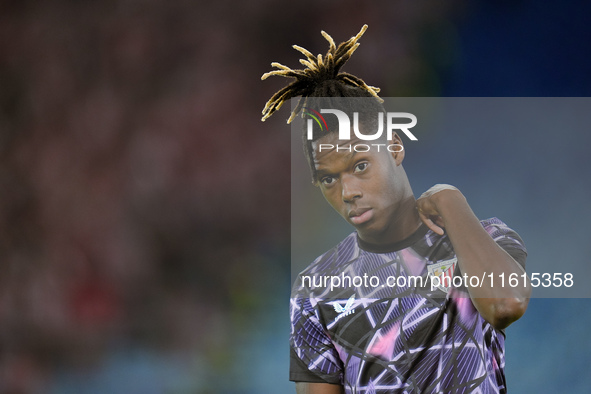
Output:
top-left (348, 208), bottom-right (373, 225)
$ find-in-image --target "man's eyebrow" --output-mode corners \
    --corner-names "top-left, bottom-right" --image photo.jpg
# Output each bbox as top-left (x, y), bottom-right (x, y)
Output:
top-left (314, 167), bottom-right (332, 178)
top-left (314, 144), bottom-right (365, 174)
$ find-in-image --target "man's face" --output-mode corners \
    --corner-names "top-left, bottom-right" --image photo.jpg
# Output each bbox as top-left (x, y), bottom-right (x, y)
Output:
top-left (312, 132), bottom-right (412, 243)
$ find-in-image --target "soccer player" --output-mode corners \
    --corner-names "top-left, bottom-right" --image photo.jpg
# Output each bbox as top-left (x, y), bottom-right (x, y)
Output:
top-left (262, 25), bottom-right (531, 394)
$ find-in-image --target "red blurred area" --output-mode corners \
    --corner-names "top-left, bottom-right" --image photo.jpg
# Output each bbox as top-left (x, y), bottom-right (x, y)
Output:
top-left (0, 0), bottom-right (460, 391)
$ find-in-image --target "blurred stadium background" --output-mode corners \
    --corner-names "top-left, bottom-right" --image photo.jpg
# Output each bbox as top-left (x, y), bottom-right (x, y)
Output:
top-left (1, 1), bottom-right (590, 393)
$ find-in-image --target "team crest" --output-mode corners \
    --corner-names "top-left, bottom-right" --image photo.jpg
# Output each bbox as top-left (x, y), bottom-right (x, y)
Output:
top-left (427, 258), bottom-right (457, 293)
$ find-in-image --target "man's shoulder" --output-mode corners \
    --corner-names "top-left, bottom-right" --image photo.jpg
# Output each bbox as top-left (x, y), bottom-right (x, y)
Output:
top-left (298, 231), bottom-right (359, 278)
top-left (480, 216), bottom-right (509, 228)
top-left (480, 216), bottom-right (527, 264)
top-left (480, 216), bottom-right (520, 235)
top-left (479, 217), bottom-right (525, 246)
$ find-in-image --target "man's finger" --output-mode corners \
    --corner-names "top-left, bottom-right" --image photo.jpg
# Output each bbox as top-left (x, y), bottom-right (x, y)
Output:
top-left (418, 211), bottom-right (444, 236)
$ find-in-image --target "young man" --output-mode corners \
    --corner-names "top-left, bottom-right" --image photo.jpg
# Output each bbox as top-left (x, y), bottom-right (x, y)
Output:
top-left (262, 25), bottom-right (531, 394)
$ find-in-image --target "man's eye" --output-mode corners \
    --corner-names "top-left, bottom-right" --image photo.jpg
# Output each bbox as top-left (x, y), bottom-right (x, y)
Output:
top-left (354, 162), bottom-right (368, 173)
top-left (321, 176), bottom-right (335, 186)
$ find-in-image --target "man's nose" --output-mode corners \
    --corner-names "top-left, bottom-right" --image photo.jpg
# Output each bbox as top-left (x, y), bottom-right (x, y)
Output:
top-left (342, 174), bottom-right (362, 203)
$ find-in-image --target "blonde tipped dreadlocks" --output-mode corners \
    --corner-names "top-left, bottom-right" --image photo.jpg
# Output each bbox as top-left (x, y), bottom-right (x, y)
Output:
top-left (261, 24), bottom-right (383, 123)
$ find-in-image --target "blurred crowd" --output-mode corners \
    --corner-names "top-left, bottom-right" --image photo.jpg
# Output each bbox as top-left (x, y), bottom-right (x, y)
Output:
top-left (0, 1), bottom-right (460, 392)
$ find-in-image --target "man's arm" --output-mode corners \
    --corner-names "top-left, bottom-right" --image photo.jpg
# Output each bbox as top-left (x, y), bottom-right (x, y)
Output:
top-left (416, 184), bottom-right (531, 330)
top-left (296, 382), bottom-right (344, 394)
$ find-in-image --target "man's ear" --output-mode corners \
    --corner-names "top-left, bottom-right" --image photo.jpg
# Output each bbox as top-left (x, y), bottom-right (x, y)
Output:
top-left (389, 132), bottom-right (405, 165)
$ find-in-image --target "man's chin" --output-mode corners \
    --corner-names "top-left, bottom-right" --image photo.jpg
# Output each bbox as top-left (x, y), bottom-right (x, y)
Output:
top-left (352, 221), bottom-right (383, 240)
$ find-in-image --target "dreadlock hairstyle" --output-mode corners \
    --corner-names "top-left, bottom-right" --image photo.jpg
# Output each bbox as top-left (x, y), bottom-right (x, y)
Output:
top-left (261, 25), bottom-right (386, 183)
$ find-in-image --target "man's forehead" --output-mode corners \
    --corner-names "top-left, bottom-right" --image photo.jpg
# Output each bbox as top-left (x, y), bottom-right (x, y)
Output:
top-left (312, 136), bottom-right (362, 162)
top-left (312, 134), bottom-right (372, 151)
top-left (313, 146), bottom-right (358, 168)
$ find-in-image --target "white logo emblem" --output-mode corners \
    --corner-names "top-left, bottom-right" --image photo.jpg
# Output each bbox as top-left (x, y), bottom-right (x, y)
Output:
top-left (332, 294), bottom-right (356, 323)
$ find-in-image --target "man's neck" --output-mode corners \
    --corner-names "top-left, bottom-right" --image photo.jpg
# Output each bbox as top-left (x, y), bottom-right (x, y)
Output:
top-left (358, 195), bottom-right (423, 248)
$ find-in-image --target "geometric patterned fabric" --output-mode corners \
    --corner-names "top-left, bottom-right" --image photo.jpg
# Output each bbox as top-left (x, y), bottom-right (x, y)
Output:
top-left (290, 218), bottom-right (527, 393)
